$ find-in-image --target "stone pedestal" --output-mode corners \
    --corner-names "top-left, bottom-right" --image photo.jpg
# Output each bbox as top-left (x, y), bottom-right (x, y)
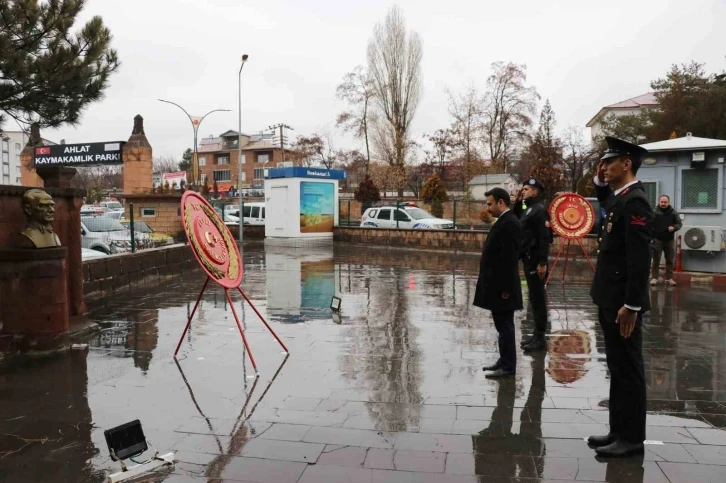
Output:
top-left (37, 166), bottom-right (78, 189)
top-left (0, 247), bottom-right (70, 354)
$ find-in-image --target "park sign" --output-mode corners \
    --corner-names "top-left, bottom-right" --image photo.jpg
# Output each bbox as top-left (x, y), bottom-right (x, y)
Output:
top-left (33, 141), bottom-right (125, 167)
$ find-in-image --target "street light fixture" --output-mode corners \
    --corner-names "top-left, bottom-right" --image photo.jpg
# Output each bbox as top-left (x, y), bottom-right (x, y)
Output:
top-left (158, 99), bottom-right (231, 190)
top-left (238, 54), bottom-right (249, 243)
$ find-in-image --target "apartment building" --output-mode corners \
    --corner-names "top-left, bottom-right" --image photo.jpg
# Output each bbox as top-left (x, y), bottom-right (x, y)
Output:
top-left (197, 130), bottom-right (289, 195)
top-left (0, 131), bottom-right (56, 186)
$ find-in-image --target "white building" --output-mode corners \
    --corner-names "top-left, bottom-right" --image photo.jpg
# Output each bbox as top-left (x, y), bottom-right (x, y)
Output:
top-left (586, 92), bottom-right (658, 141)
top-left (468, 173), bottom-right (518, 200)
top-left (0, 131), bottom-right (56, 186)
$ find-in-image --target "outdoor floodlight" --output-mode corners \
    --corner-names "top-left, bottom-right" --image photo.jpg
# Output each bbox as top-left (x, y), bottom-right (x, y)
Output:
top-left (330, 296), bottom-right (342, 312)
top-left (103, 420), bottom-right (175, 483)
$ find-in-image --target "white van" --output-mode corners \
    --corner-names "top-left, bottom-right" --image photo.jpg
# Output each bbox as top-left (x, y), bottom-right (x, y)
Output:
top-left (227, 202), bottom-right (266, 225)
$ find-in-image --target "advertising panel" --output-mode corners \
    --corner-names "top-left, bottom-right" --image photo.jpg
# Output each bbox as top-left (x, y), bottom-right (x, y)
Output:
top-left (299, 181), bottom-right (334, 233)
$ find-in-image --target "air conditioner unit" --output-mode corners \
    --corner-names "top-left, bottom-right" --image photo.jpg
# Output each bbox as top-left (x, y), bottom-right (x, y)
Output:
top-left (680, 226), bottom-right (723, 251)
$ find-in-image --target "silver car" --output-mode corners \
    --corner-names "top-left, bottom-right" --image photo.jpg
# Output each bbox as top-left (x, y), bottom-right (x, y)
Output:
top-left (81, 216), bottom-right (150, 254)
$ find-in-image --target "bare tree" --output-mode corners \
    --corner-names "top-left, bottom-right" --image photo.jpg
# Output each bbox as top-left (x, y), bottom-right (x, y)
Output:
top-left (290, 132), bottom-right (337, 168)
top-left (482, 62), bottom-right (539, 172)
top-left (336, 66), bottom-right (376, 173)
top-left (367, 6), bottom-right (423, 196)
top-left (559, 126), bottom-right (599, 194)
top-left (448, 86), bottom-right (485, 191)
top-left (153, 155), bottom-right (178, 174)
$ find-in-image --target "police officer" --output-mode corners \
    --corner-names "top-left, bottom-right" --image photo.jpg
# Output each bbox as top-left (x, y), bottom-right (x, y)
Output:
top-left (513, 178), bottom-right (550, 352)
top-left (588, 136), bottom-right (653, 458)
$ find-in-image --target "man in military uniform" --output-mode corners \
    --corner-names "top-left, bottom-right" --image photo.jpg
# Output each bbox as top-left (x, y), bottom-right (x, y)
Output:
top-left (513, 178), bottom-right (550, 351)
top-left (588, 136), bottom-right (653, 457)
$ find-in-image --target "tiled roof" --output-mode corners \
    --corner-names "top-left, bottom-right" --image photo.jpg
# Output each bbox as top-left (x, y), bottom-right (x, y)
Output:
top-left (586, 92), bottom-right (658, 127)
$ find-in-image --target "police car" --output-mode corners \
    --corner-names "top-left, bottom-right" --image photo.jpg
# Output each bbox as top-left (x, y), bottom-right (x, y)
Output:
top-left (360, 203), bottom-right (454, 230)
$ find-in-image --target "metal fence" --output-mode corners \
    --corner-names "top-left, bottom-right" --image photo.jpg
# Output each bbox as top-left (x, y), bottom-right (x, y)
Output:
top-left (338, 199), bottom-right (492, 230)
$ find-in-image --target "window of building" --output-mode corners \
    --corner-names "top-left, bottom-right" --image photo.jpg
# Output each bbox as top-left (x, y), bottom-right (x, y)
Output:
top-left (15, 166), bottom-right (20, 175)
top-left (15, 177), bottom-right (20, 184)
top-left (679, 166), bottom-right (722, 212)
top-left (256, 152), bottom-right (270, 163)
top-left (640, 180), bottom-right (659, 208)
top-left (240, 154), bottom-right (246, 165)
top-left (3, 175), bottom-right (9, 184)
top-left (2, 152), bottom-right (8, 163)
top-left (2, 140), bottom-right (8, 152)
top-left (15, 143), bottom-right (20, 151)
top-left (141, 207), bottom-right (156, 217)
top-left (214, 169), bottom-right (231, 182)
top-left (239, 172), bottom-right (246, 181)
top-left (253, 168), bottom-right (264, 180)
top-left (200, 173), bottom-right (207, 183)
top-left (2, 164), bottom-right (8, 175)
top-left (216, 155), bottom-right (229, 165)
top-left (198, 157), bottom-right (206, 166)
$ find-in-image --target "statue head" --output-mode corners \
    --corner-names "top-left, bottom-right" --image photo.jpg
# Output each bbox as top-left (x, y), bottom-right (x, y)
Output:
top-left (22, 189), bottom-right (56, 227)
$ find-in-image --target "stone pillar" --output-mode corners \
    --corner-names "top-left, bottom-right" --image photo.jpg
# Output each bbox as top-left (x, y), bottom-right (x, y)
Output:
top-left (20, 123), bottom-right (44, 187)
top-left (0, 247), bottom-right (69, 353)
top-left (123, 115), bottom-right (153, 194)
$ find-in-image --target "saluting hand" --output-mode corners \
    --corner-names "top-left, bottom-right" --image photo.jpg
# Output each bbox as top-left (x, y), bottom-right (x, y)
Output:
top-left (616, 306), bottom-right (637, 338)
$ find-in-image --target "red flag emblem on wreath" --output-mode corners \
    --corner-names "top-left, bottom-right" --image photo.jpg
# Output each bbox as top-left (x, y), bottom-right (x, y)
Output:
top-left (630, 215), bottom-right (646, 226)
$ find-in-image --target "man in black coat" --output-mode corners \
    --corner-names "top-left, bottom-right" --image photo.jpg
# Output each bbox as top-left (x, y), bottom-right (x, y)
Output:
top-left (650, 195), bottom-right (682, 286)
top-left (513, 178), bottom-right (551, 352)
top-left (474, 187), bottom-right (523, 378)
top-left (588, 136), bottom-right (654, 458)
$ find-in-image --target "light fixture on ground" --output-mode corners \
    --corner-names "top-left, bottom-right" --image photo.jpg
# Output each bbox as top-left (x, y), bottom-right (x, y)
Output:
top-left (104, 419), bottom-right (175, 483)
top-left (330, 296), bottom-right (342, 312)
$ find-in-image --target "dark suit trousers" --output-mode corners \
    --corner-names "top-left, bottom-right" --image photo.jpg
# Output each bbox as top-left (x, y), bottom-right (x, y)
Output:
top-left (598, 307), bottom-right (646, 443)
top-left (493, 311), bottom-right (516, 372)
top-left (524, 261), bottom-right (548, 332)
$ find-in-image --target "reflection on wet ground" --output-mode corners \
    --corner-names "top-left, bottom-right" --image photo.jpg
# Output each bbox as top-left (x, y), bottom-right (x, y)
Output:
top-left (1, 241), bottom-right (726, 482)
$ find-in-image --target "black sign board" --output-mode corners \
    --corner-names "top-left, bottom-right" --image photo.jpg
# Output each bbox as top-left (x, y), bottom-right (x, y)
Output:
top-left (33, 141), bottom-right (125, 167)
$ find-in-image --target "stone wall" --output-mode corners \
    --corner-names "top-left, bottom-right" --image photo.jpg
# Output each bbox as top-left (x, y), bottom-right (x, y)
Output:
top-left (334, 226), bottom-right (598, 257)
top-left (83, 244), bottom-right (198, 299)
top-left (122, 194), bottom-right (184, 239)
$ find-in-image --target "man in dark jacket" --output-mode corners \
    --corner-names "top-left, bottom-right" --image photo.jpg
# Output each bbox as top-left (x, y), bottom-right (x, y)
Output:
top-left (650, 195), bottom-right (682, 286)
top-left (513, 178), bottom-right (550, 351)
top-left (474, 187), bottom-right (523, 378)
top-left (588, 136), bottom-right (654, 458)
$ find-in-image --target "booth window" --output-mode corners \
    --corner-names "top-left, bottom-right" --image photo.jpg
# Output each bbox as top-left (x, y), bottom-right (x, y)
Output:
top-left (214, 169), bottom-right (231, 182)
top-left (253, 168), bottom-right (264, 180)
top-left (141, 207), bottom-right (156, 217)
top-left (679, 166), bottom-right (722, 212)
top-left (640, 180), bottom-right (659, 208)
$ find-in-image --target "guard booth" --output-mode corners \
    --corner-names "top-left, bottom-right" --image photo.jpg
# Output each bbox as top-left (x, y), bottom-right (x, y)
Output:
top-left (264, 167), bottom-right (346, 242)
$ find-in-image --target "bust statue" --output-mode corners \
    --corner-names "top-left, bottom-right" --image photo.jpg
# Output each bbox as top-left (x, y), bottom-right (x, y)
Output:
top-left (19, 189), bottom-right (61, 248)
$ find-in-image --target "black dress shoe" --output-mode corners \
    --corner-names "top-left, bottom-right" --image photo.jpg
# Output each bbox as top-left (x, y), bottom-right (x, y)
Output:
top-left (594, 440), bottom-right (644, 457)
top-left (485, 368), bottom-right (515, 378)
top-left (587, 434), bottom-right (616, 447)
top-left (520, 334), bottom-right (534, 347)
top-left (482, 361), bottom-right (502, 372)
top-left (522, 334), bottom-right (546, 352)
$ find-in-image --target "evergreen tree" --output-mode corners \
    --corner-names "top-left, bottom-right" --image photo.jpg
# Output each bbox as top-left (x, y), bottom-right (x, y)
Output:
top-left (179, 148), bottom-right (193, 172)
top-left (0, 0), bottom-right (120, 130)
top-left (421, 173), bottom-right (448, 218)
top-left (528, 100), bottom-right (565, 196)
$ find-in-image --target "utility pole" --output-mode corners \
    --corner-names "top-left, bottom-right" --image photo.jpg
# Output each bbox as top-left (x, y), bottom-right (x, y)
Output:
top-left (268, 123), bottom-right (294, 164)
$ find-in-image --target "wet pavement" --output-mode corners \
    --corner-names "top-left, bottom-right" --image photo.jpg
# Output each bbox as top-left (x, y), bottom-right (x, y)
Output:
top-left (2, 241), bottom-right (726, 483)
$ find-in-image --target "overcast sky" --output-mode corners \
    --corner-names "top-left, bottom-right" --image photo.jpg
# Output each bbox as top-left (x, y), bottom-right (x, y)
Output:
top-left (46, 0), bottom-right (726, 159)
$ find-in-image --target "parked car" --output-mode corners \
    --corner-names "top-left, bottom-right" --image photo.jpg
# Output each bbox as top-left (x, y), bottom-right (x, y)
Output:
top-left (82, 247), bottom-right (108, 261)
top-left (99, 200), bottom-right (124, 213)
top-left (360, 204), bottom-right (454, 229)
top-left (80, 205), bottom-right (108, 216)
top-left (81, 216), bottom-right (150, 254)
top-left (119, 219), bottom-right (175, 246)
top-left (226, 202), bottom-right (266, 225)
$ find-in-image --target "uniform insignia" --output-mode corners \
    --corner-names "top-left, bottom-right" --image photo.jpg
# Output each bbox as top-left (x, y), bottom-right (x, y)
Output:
top-left (525, 208), bottom-right (532, 215)
top-left (529, 179), bottom-right (535, 185)
top-left (619, 187), bottom-right (631, 196)
top-left (607, 222), bottom-right (613, 233)
top-left (630, 215), bottom-right (646, 226)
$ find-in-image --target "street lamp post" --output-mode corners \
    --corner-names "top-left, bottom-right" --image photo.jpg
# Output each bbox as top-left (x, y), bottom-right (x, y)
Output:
top-left (158, 99), bottom-right (230, 190)
top-left (238, 54), bottom-right (249, 243)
